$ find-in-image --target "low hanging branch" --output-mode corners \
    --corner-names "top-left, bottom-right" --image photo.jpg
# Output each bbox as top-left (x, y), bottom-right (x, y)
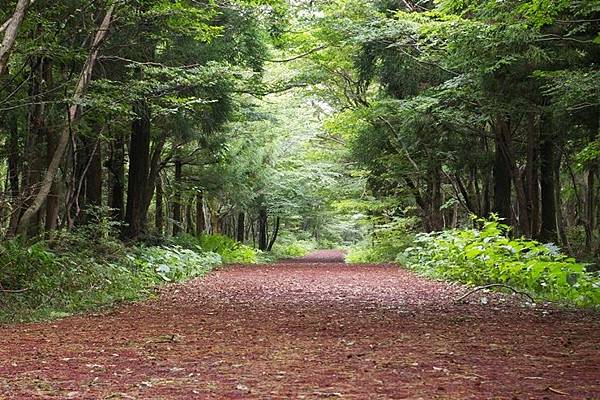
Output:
top-left (454, 284), bottom-right (535, 303)
top-left (15, 4), bottom-right (115, 235)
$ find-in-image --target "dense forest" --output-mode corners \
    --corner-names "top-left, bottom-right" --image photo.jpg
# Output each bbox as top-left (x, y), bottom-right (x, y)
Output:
top-left (0, 0), bottom-right (598, 321)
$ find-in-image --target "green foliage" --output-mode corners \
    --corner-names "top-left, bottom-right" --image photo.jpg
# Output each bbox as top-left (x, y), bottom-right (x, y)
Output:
top-left (400, 217), bottom-right (600, 306)
top-left (271, 233), bottom-right (317, 259)
top-left (0, 228), bottom-right (223, 324)
top-left (133, 246), bottom-right (221, 282)
top-left (174, 234), bottom-right (258, 264)
top-left (346, 217), bottom-right (417, 263)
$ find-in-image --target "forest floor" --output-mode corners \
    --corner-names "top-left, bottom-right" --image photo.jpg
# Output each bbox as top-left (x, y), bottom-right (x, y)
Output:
top-left (0, 250), bottom-right (598, 399)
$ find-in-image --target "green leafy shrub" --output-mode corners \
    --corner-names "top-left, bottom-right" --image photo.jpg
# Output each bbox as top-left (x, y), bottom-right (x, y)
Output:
top-left (345, 247), bottom-right (386, 263)
top-left (399, 216), bottom-right (600, 306)
top-left (0, 228), bottom-right (223, 323)
top-left (346, 217), bottom-right (416, 263)
top-left (0, 236), bottom-right (152, 323)
top-left (279, 242), bottom-right (311, 257)
top-left (174, 234), bottom-right (258, 264)
top-left (259, 233), bottom-right (317, 262)
top-left (133, 246), bottom-right (221, 282)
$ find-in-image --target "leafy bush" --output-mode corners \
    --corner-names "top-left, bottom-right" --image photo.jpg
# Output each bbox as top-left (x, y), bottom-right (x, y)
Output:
top-left (0, 236), bottom-right (151, 322)
top-left (259, 233), bottom-right (317, 262)
top-left (174, 234), bottom-right (258, 264)
top-left (345, 247), bottom-right (387, 263)
top-left (278, 242), bottom-right (311, 257)
top-left (0, 228), bottom-right (223, 323)
top-left (399, 216), bottom-right (600, 306)
top-left (133, 246), bottom-right (222, 282)
top-left (346, 217), bottom-right (416, 263)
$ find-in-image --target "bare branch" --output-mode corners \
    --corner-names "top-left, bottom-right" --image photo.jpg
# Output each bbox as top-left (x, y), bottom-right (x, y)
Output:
top-left (454, 284), bottom-right (535, 303)
top-left (265, 45), bottom-right (327, 63)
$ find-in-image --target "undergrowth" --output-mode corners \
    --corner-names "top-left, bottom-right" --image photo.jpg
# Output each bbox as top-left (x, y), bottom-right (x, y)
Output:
top-left (258, 233), bottom-right (317, 262)
top-left (0, 229), bottom-right (224, 324)
top-left (345, 217), bottom-right (416, 263)
top-left (174, 234), bottom-right (258, 264)
top-left (398, 217), bottom-right (600, 307)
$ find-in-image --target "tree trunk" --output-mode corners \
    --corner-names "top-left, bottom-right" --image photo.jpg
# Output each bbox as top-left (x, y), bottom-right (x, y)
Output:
top-left (141, 132), bottom-right (167, 226)
top-left (584, 113), bottom-right (599, 252)
top-left (124, 100), bottom-right (151, 239)
top-left (186, 201), bottom-right (194, 234)
top-left (492, 119), bottom-right (512, 223)
top-left (525, 112), bottom-right (540, 236)
top-left (109, 129), bottom-right (125, 221)
top-left (539, 118), bottom-right (557, 242)
top-left (45, 124), bottom-right (60, 232)
top-left (195, 192), bottom-right (205, 235)
top-left (258, 206), bottom-right (268, 250)
top-left (236, 212), bottom-right (245, 242)
top-left (172, 157), bottom-right (182, 236)
top-left (251, 219), bottom-right (256, 247)
top-left (83, 133), bottom-right (102, 220)
top-left (6, 114), bottom-right (21, 235)
top-left (426, 163), bottom-right (443, 231)
top-left (22, 54), bottom-right (46, 236)
top-left (155, 174), bottom-right (163, 234)
top-left (15, 5), bottom-right (115, 235)
top-left (0, 0), bottom-right (32, 76)
top-left (266, 216), bottom-right (280, 251)
top-left (554, 149), bottom-right (569, 249)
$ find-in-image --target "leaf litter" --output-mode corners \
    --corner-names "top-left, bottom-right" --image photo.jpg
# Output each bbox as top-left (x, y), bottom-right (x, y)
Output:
top-left (0, 250), bottom-right (598, 399)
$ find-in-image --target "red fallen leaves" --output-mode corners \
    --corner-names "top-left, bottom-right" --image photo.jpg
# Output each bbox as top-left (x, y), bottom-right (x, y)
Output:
top-left (0, 250), bottom-right (598, 399)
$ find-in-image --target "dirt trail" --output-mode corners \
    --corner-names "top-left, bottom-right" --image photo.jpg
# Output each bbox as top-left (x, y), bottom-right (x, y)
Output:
top-left (0, 250), bottom-right (598, 399)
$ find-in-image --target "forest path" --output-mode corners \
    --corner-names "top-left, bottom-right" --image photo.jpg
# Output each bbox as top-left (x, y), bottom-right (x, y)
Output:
top-left (0, 250), bottom-right (598, 399)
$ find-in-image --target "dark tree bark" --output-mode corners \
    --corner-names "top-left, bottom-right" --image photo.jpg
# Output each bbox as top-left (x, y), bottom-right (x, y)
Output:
top-left (82, 130), bottom-right (102, 223)
top-left (236, 212), bottom-right (245, 242)
top-left (258, 206), bottom-right (268, 251)
top-left (172, 157), bottom-right (182, 236)
top-left (195, 192), bottom-right (205, 235)
top-left (141, 132), bottom-right (167, 227)
top-left (426, 163), bottom-right (443, 231)
top-left (109, 130), bottom-right (125, 221)
top-left (124, 101), bottom-right (151, 239)
top-left (266, 216), bottom-right (280, 251)
top-left (45, 125), bottom-right (60, 232)
top-left (539, 119), bottom-right (557, 242)
top-left (583, 110), bottom-right (599, 251)
top-left (492, 119), bottom-right (513, 223)
top-left (22, 55), bottom-right (46, 236)
top-left (186, 201), bottom-right (194, 234)
top-left (38, 58), bottom-right (60, 232)
top-left (6, 114), bottom-right (21, 235)
top-left (155, 174), bottom-right (163, 234)
top-left (525, 112), bottom-right (540, 237)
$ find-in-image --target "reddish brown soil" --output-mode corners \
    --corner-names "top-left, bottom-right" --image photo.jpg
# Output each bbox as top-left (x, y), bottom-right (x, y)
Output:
top-left (0, 250), bottom-right (598, 399)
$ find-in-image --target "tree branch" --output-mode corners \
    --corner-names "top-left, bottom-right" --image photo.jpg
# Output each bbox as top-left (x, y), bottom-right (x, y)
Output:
top-left (0, 0), bottom-right (34, 75)
top-left (454, 284), bottom-right (535, 303)
top-left (264, 46), bottom-right (327, 63)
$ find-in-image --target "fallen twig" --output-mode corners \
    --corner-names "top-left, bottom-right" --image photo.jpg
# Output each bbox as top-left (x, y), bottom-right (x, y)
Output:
top-left (0, 287), bottom-right (28, 293)
top-left (546, 387), bottom-right (569, 396)
top-left (454, 284), bottom-right (535, 303)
